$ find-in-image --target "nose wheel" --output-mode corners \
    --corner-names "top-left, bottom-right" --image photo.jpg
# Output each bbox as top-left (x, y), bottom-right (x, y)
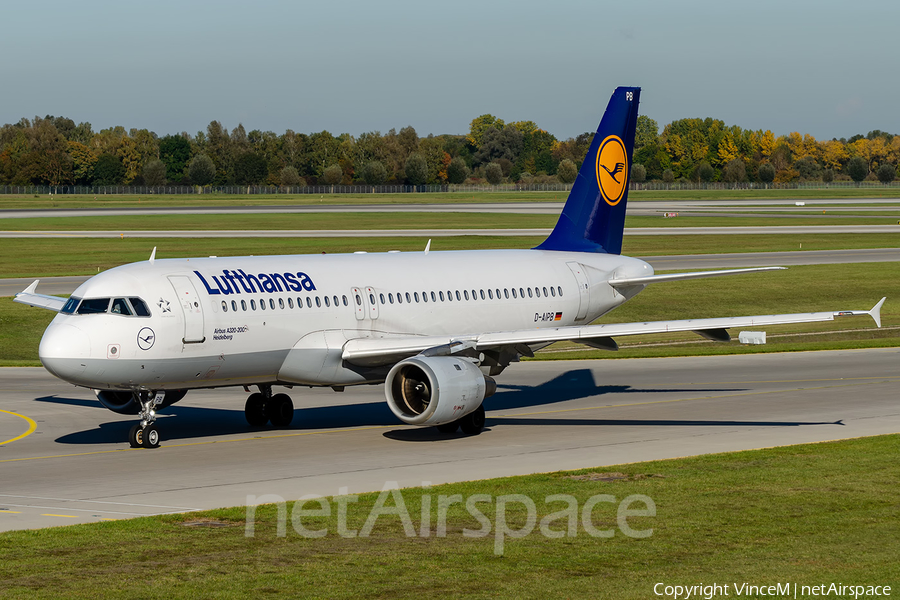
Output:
top-left (127, 391), bottom-right (164, 449)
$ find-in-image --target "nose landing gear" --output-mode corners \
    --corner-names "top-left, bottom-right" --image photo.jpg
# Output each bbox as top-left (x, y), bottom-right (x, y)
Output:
top-left (128, 391), bottom-right (164, 449)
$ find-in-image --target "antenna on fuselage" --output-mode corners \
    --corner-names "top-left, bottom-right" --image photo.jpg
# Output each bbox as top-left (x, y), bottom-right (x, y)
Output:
top-left (149, 247), bottom-right (157, 265)
top-left (424, 239), bottom-right (431, 255)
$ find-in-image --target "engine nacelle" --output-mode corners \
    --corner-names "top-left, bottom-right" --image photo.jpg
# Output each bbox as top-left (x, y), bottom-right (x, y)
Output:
top-left (94, 389), bottom-right (187, 414)
top-left (385, 356), bottom-right (496, 426)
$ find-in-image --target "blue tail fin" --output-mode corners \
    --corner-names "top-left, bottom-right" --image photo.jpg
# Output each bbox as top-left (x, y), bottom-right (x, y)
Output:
top-left (535, 86), bottom-right (640, 254)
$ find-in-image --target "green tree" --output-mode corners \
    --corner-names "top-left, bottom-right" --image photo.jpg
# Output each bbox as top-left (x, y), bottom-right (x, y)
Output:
top-left (158, 134), bottom-right (192, 182)
top-left (723, 158), bottom-right (746, 184)
top-left (758, 163), bottom-right (775, 184)
top-left (143, 159), bottom-right (167, 186)
top-left (189, 154), bottom-right (216, 186)
top-left (323, 163), bottom-right (343, 185)
top-left (822, 168), bottom-right (834, 183)
top-left (696, 161), bottom-right (715, 182)
top-left (484, 162), bottom-right (503, 185)
top-left (467, 114), bottom-right (505, 148)
top-left (556, 158), bottom-right (578, 183)
top-left (280, 165), bottom-right (302, 186)
top-left (92, 153), bottom-right (125, 186)
top-left (662, 169), bottom-right (675, 184)
top-left (447, 157), bottom-right (468, 184)
top-left (404, 153), bottom-right (428, 185)
top-left (847, 156), bottom-right (867, 182)
top-left (635, 115), bottom-right (658, 151)
top-left (631, 163), bottom-right (646, 184)
top-left (876, 163), bottom-right (896, 184)
top-left (474, 125), bottom-right (524, 166)
top-left (234, 152), bottom-right (268, 185)
top-left (361, 160), bottom-right (388, 185)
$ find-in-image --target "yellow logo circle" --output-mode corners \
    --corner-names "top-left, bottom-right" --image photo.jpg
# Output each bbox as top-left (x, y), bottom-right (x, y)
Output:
top-left (595, 135), bottom-right (628, 206)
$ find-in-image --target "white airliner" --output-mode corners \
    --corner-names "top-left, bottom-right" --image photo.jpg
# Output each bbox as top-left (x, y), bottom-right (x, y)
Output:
top-left (15, 87), bottom-right (885, 449)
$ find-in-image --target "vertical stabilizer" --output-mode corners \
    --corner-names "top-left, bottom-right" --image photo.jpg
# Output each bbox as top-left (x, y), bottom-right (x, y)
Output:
top-left (536, 86), bottom-right (640, 254)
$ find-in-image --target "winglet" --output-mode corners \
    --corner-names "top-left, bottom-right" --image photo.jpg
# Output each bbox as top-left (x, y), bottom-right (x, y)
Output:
top-left (832, 297), bottom-right (886, 328)
top-left (22, 279), bottom-right (40, 294)
top-left (424, 239), bottom-right (431, 255)
top-left (149, 247), bottom-right (157, 265)
top-left (869, 297), bottom-right (886, 328)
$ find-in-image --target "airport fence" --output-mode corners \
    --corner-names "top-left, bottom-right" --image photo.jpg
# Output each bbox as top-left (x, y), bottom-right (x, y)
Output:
top-left (0, 181), bottom-right (899, 196)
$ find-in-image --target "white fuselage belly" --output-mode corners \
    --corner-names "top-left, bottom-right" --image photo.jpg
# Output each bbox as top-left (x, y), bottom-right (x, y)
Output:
top-left (38, 249), bottom-right (652, 391)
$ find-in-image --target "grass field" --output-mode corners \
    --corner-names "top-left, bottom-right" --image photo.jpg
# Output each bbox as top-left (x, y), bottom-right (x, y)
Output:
top-left (2, 232), bottom-right (899, 278)
top-left (1, 434), bottom-right (897, 599)
top-left (2, 187), bottom-right (900, 209)
top-left (3, 212), bottom-right (900, 231)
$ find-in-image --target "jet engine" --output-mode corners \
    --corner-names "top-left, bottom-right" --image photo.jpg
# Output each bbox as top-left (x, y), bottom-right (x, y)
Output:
top-left (94, 389), bottom-right (187, 414)
top-left (385, 356), bottom-right (496, 426)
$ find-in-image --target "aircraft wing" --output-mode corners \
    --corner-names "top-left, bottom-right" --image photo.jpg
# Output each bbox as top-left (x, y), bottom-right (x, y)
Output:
top-left (13, 280), bottom-right (67, 312)
top-left (342, 298), bottom-right (886, 367)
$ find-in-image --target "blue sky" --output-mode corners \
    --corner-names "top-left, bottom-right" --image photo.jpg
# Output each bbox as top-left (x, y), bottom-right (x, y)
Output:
top-left (2, 0), bottom-right (896, 141)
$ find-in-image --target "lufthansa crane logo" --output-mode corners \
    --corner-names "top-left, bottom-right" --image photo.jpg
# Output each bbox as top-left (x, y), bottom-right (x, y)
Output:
top-left (595, 135), bottom-right (628, 206)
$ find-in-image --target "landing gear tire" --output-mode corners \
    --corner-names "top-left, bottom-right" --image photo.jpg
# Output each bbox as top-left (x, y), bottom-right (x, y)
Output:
top-left (142, 424), bottom-right (161, 449)
top-left (436, 422), bottom-right (459, 434)
top-left (459, 405), bottom-right (486, 436)
top-left (245, 393), bottom-right (268, 426)
top-left (129, 424), bottom-right (143, 448)
top-left (266, 393), bottom-right (294, 428)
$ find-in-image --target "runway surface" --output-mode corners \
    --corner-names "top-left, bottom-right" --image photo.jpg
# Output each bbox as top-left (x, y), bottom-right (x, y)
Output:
top-left (2, 197), bottom-right (900, 220)
top-left (1, 348), bottom-right (898, 532)
top-left (3, 248), bottom-right (898, 297)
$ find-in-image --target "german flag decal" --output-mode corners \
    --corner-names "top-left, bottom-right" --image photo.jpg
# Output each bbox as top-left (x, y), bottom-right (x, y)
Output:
top-left (554, 312), bottom-right (563, 321)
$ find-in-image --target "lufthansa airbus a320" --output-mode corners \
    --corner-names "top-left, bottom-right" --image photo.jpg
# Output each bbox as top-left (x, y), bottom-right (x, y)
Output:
top-left (15, 87), bottom-right (885, 448)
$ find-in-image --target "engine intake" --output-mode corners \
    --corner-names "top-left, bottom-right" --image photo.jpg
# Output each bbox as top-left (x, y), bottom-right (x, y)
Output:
top-left (385, 356), bottom-right (496, 426)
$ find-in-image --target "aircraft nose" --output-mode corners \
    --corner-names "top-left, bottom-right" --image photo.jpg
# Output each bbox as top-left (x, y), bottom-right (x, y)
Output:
top-left (39, 322), bottom-right (91, 382)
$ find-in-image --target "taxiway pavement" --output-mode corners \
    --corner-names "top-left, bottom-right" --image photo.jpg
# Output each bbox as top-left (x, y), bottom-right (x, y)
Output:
top-left (1, 348), bottom-right (898, 532)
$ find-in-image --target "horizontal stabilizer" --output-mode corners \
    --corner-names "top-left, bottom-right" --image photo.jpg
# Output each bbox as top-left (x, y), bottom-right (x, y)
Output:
top-left (609, 267), bottom-right (786, 288)
top-left (13, 280), bottom-right (67, 312)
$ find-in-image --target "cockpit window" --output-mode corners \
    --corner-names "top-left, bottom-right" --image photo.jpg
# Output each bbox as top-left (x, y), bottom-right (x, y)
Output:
top-left (110, 298), bottom-right (133, 315)
top-left (129, 298), bottom-right (151, 317)
top-left (61, 297), bottom-right (81, 314)
top-left (77, 298), bottom-right (111, 314)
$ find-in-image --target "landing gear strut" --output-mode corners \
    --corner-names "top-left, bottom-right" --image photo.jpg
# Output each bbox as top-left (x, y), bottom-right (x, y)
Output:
top-left (244, 386), bottom-right (294, 428)
top-left (128, 391), bottom-right (164, 449)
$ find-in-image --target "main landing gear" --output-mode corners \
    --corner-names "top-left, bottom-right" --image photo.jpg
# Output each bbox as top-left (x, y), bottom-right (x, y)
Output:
top-left (435, 405), bottom-right (486, 436)
top-left (244, 386), bottom-right (294, 428)
top-left (128, 391), bottom-right (164, 449)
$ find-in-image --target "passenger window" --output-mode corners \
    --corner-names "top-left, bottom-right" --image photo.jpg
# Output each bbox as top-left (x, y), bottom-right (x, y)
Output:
top-left (316, 297), bottom-right (321, 307)
top-left (472, 289), bottom-right (477, 300)
top-left (550, 287), bottom-right (556, 297)
top-left (369, 293), bottom-right (376, 305)
top-left (397, 293), bottom-right (403, 304)
top-left (422, 292), bottom-right (428, 303)
top-left (558, 286), bottom-right (563, 296)
top-left (77, 298), bottom-right (110, 314)
top-left (306, 297), bottom-right (312, 308)
top-left (535, 288), bottom-right (541, 298)
top-left (129, 297), bottom-right (151, 317)
top-left (389, 293), bottom-right (394, 304)
top-left (480, 290), bottom-right (485, 300)
top-left (251, 299), bottom-right (257, 310)
top-left (279, 298), bottom-right (285, 309)
top-left (260, 299), bottom-right (266, 310)
top-left (288, 298), bottom-right (294, 309)
top-left (355, 294), bottom-right (362, 305)
top-left (528, 288), bottom-right (533, 298)
top-left (488, 289), bottom-right (493, 300)
top-left (504, 289), bottom-right (509, 299)
top-left (334, 295), bottom-right (339, 307)
top-left (439, 291), bottom-right (445, 301)
top-left (464, 290), bottom-right (469, 300)
top-left (242, 300), bottom-right (247, 311)
top-left (406, 292), bottom-right (411, 303)
top-left (414, 292), bottom-right (420, 303)
top-left (297, 297), bottom-right (303, 308)
top-left (519, 288), bottom-right (525, 298)
top-left (543, 286), bottom-right (548, 297)
top-left (221, 301), bottom-right (228, 312)
top-left (342, 295), bottom-right (348, 306)
top-left (455, 291), bottom-right (461, 301)
top-left (512, 288), bottom-right (518, 298)
top-left (111, 298), bottom-right (132, 315)
top-left (232, 300), bottom-right (238, 311)
top-left (380, 293), bottom-right (385, 304)
top-left (62, 297), bottom-right (81, 314)
top-left (325, 296), bottom-right (331, 307)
